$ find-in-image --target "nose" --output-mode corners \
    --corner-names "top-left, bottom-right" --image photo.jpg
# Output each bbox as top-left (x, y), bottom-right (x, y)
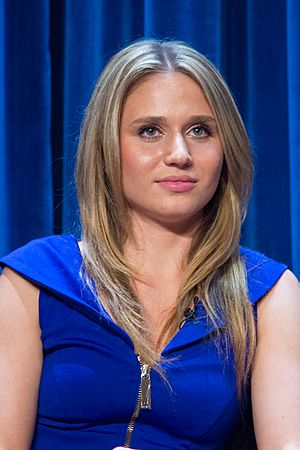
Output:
top-left (164, 134), bottom-right (192, 168)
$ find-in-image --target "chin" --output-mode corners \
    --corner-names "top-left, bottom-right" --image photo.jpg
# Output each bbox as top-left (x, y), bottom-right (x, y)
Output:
top-left (150, 210), bottom-right (202, 228)
top-left (128, 202), bottom-right (204, 227)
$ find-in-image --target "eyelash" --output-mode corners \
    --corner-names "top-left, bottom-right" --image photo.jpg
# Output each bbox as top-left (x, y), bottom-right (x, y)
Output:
top-left (138, 126), bottom-right (162, 140)
top-left (137, 124), bottom-right (213, 140)
top-left (188, 125), bottom-right (212, 139)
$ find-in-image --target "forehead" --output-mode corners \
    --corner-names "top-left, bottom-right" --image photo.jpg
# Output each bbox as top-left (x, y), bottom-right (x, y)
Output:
top-left (122, 72), bottom-right (213, 119)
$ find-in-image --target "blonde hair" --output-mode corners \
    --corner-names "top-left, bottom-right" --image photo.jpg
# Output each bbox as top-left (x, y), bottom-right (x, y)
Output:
top-left (76, 39), bottom-right (255, 395)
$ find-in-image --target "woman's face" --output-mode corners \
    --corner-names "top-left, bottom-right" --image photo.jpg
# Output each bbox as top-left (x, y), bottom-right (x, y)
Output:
top-left (119, 72), bottom-right (224, 229)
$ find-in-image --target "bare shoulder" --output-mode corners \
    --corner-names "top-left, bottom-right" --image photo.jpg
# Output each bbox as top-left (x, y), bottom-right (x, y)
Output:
top-left (262, 268), bottom-right (299, 303)
top-left (266, 268), bottom-right (299, 295)
top-left (0, 267), bottom-right (40, 325)
top-left (257, 269), bottom-right (300, 335)
top-left (1, 265), bottom-right (40, 293)
top-left (0, 265), bottom-right (41, 352)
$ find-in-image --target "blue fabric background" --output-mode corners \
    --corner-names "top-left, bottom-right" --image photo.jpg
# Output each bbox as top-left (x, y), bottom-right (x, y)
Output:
top-left (1, 0), bottom-right (299, 278)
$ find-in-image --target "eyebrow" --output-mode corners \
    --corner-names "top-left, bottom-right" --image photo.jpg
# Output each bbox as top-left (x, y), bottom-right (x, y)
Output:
top-left (129, 116), bottom-right (166, 126)
top-left (129, 115), bottom-right (217, 126)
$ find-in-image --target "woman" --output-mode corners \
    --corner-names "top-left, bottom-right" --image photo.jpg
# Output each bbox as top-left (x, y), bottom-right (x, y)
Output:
top-left (0, 40), bottom-right (299, 449)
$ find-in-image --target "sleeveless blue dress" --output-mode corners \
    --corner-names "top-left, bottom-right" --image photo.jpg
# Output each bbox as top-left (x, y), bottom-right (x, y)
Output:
top-left (0, 235), bottom-right (287, 450)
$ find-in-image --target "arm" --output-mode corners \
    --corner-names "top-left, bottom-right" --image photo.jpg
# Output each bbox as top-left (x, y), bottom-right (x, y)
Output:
top-left (0, 267), bottom-right (43, 449)
top-left (252, 270), bottom-right (300, 450)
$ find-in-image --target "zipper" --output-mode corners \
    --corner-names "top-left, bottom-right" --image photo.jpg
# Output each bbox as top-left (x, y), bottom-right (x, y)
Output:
top-left (139, 356), bottom-right (152, 410)
top-left (124, 356), bottom-right (152, 448)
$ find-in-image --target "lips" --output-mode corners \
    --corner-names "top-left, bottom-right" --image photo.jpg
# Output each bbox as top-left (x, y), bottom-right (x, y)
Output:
top-left (158, 176), bottom-right (197, 182)
top-left (156, 176), bottom-right (197, 193)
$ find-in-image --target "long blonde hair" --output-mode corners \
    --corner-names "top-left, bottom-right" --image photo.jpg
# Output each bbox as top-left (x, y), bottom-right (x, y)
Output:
top-left (76, 39), bottom-right (255, 395)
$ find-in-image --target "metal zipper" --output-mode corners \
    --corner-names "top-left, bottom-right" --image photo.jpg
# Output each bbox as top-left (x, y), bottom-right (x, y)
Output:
top-left (124, 356), bottom-right (151, 448)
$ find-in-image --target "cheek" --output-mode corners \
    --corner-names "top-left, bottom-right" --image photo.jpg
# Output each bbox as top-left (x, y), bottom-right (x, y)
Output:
top-left (197, 149), bottom-right (224, 183)
top-left (213, 154), bottom-right (224, 180)
top-left (121, 143), bottom-right (158, 179)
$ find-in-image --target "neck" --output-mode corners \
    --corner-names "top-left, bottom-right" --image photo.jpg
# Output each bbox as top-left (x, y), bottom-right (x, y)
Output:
top-left (124, 213), bottom-right (198, 283)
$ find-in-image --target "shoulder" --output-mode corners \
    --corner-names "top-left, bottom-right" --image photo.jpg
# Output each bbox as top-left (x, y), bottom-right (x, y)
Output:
top-left (0, 235), bottom-right (79, 317)
top-left (0, 234), bottom-right (81, 276)
top-left (0, 234), bottom-right (84, 303)
top-left (240, 246), bottom-right (288, 304)
top-left (257, 269), bottom-right (300, 334)
top-left (0, 266), bottom-right (40, 296)
top-left (0, 267), bottom-right (40, 339)
top-left (0, 234), bottom-right (80, 269)
top-left (239, 246), bottom-right (300, 330)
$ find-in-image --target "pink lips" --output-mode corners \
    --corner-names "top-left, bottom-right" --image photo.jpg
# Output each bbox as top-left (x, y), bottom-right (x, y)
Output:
top-left (157, 176), bottom-right (197, 193)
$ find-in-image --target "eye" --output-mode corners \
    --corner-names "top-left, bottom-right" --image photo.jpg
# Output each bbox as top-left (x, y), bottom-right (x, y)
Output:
top-left (138, 126), bottom-right (162, 139)
top-left (189, 125), bottom-right (210, 138)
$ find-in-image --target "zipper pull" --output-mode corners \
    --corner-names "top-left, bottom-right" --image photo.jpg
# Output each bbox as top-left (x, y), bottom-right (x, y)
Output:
top-left (139, 359), bottom-right (152, 410)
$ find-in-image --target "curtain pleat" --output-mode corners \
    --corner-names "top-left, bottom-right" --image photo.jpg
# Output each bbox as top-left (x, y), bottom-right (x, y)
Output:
top-left (144, 0), bottom-right (222, 65)
top-left (0, 0), bottom-right (7, 255)
top-left (245, 1), bottom-right (291, 264)
top-left (1, 0), bottom-right (53, 255)
top-left (287, 0), bottom-right (300, 274)
top-left (1, 0), bottom-right (299, 277)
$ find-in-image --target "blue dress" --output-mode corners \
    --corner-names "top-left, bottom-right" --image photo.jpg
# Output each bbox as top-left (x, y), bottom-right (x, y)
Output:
top-left (0, 235), bottom-right (287, 450)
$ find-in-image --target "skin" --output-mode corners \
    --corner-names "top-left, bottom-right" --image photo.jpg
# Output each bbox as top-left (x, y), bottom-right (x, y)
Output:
top-left (0, 72), bottom-right (299, 449)
top-left (120, 72), bottom-right (224, 231)
top-left (252, 270), bottom-right (300, 449)
top-left (120, 73), bottom-right (223, 346)
top-left (0, 268), bottom-right (42, 449)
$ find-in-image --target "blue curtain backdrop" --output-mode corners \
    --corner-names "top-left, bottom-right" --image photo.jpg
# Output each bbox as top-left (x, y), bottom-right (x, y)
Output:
top-left (0, 0), bottom-right (299, 278)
